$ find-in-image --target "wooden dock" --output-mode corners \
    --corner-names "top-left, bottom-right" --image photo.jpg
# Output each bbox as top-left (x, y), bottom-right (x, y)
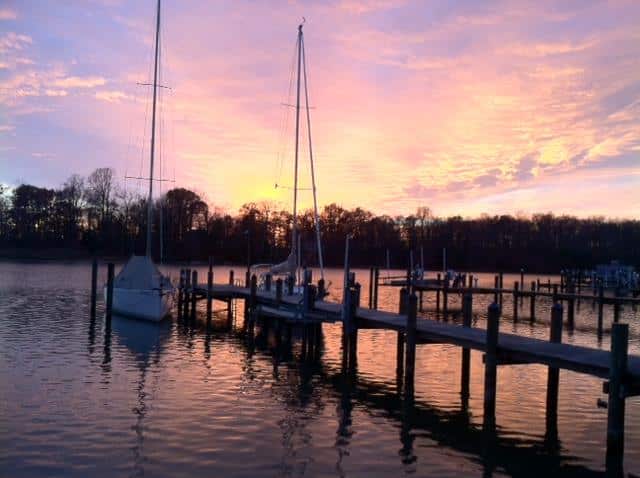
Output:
top-left (167, 265), bottom-right (639, 473)
top-left (376, 269), bottom-right (638, 337)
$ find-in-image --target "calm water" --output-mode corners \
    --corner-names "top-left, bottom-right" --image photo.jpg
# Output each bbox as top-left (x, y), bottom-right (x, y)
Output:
top-left (1, 261), bottom-right (639, 477)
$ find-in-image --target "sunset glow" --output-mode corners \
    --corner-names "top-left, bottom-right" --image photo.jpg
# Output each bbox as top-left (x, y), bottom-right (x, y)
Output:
top-left (1, 0), bottom-right (639, 217)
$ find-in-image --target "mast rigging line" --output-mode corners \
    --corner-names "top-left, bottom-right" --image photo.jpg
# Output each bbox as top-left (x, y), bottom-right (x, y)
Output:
top-left (301, 31), bottom-right (325, 279)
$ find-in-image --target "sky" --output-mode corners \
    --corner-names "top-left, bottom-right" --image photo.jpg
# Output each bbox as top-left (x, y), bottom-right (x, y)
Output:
top-left (0, 0), bottom-right (639, 218)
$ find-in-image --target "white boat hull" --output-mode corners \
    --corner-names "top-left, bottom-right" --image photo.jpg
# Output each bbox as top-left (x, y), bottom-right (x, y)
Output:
top-left (104, 286), bottom-right (174, 322)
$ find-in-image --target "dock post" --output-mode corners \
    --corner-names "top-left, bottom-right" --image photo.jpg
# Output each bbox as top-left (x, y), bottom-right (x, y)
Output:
top-left (229, 269), bottom-right (234, 285)
top-left (106, 263), bottom-right (114, 322)
top-left (246, 274), bottom-right (257, 328)
top-left (368, 267), bottom-right (374, 308)
top-left (177, 269), bottom-right (184, 318)
top-left (404, 293), bottom-right (418, 397)
top-left (498, 272), bottom-right (504, 305)
top-left (303, 271), bottom-right (313, 313)
top-left (613, 301), bottom-right (621, 323)
top-left (373, 267), bottom-right (380, 310)
top-left (191, 270), bottom-right (198, 319)
top-left (606, 323), bottom-right (629, 474)
top-left (341, 283), bottom-right (359, 373)
top-left (513, 282), bottom-right (519, 321)
top-left (494, 275), bottom-right (499, 303)
top-left (275, 278), bottom-right (283, 306)
top-left (546, 303), bottom-right (563, 437)
top-left (598, 286), bottom-right (604, 336)
top-left (567, 295), bottom-right (575, 329)
top-left (552, 284), bottom-right (558, 303)
top-left (443, 277), bottom-right (449, 318)
top-left (245, 270), bottom-right (250, 288)
top-left (90, 258), bottom-right (98, 318)
top-left (530, 281), bottom-right (536, 322)
top-left (436, 273), bottom-right (441, 311)
top-left (318, 278), bottom-right (326, 299)
top-left (468, 274), bottom-right (474, 288)
top-left (461, 292), bottom-right (472, 406)
top-left (265, 273), bottom-right (272, 292)
top-left (577, 270), bottom-right (582, 295)
top-left (520, 269), bottom-right (524, 299)
top-left (183, 269), bottom-right (191, 317)
top-left (483, 303), bottom-right (501, 431)
top-left (207, 266), bottom-right (213, 322)
top-left (396, 288), bottom-right (407, 393)
top-left (287, 275), bottom-right (294, 295)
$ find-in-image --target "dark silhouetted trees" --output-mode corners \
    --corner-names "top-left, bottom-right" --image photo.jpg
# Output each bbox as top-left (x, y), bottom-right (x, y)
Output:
top-left (0, 169), bottom-right (638, 272)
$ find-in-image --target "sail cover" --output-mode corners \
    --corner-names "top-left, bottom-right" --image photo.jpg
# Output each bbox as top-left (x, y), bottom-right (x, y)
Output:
top-left (269, 251), bottom-right (297, 276)
top-left (115, 255), bottom-right (164, 290)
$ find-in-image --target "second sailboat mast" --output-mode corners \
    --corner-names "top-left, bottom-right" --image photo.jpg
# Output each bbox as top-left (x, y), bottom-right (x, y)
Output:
top-left (291, 23), bottom-right (303, 254)
top-left (146, 0), bottom-right (161, 258)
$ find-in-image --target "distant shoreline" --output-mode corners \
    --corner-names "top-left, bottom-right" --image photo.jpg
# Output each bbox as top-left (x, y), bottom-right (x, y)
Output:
top-left (0, 248), bottom-right (567, 275)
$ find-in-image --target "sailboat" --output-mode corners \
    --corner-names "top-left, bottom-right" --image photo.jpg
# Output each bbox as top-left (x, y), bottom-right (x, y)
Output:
top-left (104, 0), bottom-right (174, 321)
top-left (252, 20), bottom-right (325, 293)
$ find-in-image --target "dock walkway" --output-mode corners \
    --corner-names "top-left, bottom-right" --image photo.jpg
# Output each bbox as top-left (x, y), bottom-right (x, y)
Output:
top-left (172, 266), bottom-right (638, 472)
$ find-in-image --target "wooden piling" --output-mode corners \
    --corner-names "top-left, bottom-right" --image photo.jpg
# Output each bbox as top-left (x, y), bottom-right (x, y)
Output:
top-left (567, 295), bottom-right (575, 328)
top-left (275, 278), bottom-right (283, 306)
top-left (368, 267), bottom-right (374, 308)
top-left (265, 273), bottom-right (272, 292)
top-left (191, 270), bottom-right (198, 318)
top-left (443, 278), bottom-right (449, 317)
top-left (229, 269), bottom-right (234, 285)
top-left (106, 263), bottom-right (114, 322)
top-left (613, 301), bottom-right (621, 323)
top-left (318, 278), bottom-right (326, 299)
top-left (468, 274), bottom-right (474, 288)
top-left (483, 303), bottom-right (501, 430)
top-left (498, 273), bottom-right (504, 305)
top-left (436, 273), bottom-right (441, 311)
top-left (373, 267), bottom-right (380, 310)
top-left (90, 258), bottom-right (98, 318)
top-left (598, 286), bottom-right (604, 335)
top-left (245, 274), bottom-right (257, 328)
top-left (461, 292), bottom-right (472, 403)
top-left (245, 270), bottom-right (250, 288)
top-left (183, 268), bottom-right (191, 317)
top-left (546, 303), bottom-right (563, 435)
top-left (530, 281), bottom-right (536, 322)
top-left (606, 323), bottom-right (629, 473)
top-left (494, 275), bottom-right (499, 303)
top-left (513, 282), bottom-right (519, 321)
top-left (404, 293), bottom-right (418, 396)
top-left (395, 288), bottom-right (408, 389)
top-left (250, 274), bottom-right (257, 308)
top-left (177, 269), bottom-right (184, 316)
top-left (207, 267), bottom-right (213, 321)
top-left (286, 275), bottom-right (294, 295)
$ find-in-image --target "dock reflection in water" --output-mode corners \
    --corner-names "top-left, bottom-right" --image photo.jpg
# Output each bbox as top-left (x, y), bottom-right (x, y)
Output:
top-left (1, 262), bottom-right (639, 477)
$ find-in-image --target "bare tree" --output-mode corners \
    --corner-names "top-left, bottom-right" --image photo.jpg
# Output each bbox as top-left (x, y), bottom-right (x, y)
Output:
top-left (85, 168), bottom-right (115, 231)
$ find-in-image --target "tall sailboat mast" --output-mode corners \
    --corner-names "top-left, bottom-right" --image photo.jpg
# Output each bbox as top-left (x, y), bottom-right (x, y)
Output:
top-left (146, 0), bottom-right (161, 258)
top-left (291, 22), bottom-right (303, 257)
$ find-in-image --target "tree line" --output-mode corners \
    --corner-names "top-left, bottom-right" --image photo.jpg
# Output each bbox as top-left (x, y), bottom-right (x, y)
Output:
top-left (0, 168), bottom-right (638, 273)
